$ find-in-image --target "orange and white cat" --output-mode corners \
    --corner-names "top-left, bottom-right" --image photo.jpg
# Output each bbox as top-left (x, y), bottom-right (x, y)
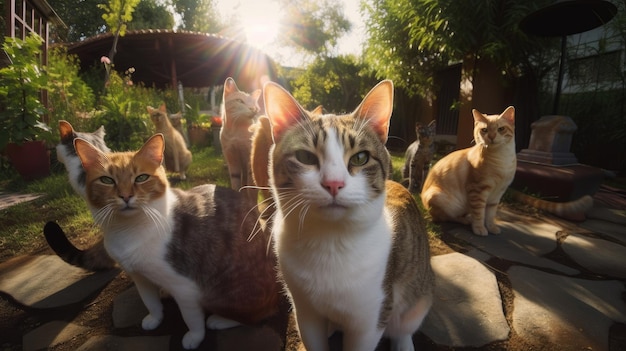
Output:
top-left (220, 77), bottom-right (261, 202)
top-left (421, 106), bottom-right (516, 236)
top-left (147, 104), bottom-right (192, 180)
top-left (71, 134), bottom-right (280, 349)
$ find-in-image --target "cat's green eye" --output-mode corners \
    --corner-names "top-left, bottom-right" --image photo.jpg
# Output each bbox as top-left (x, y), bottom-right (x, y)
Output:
top-left (135, 174), bottom-right (150, 183)
top-left (295, 150), bottom-right (318, 165)
top-left (349, 151), bottom-right (369, 166)
top-left (481, 128), bottom-right (488, 134)
top-left (498, 127), bottom-right (505, 132)
top-left (100, 176), bottom-right (115, 184)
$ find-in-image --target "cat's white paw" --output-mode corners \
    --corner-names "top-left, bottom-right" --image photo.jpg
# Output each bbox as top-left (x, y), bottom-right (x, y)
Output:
top-left (390, 335), bottom-right (415, 351)
top-left (487, 224), bottom-right (501, 235)
top-left (181, 329), bottom-right (205, 349)
top-left (141, 314), bottom-right (163, 330)
top-left (471, 224), bottom-right (489, 236)
top-left (206, 314), bottom-right (241, 330)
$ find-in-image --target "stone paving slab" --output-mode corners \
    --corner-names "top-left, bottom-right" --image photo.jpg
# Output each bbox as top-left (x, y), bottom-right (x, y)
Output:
top-left (509, 266), bottom-right (626, 351)
top-left (421, 252), bottom-right (509, 347)
top-left (580, 219), bottom-right (626, 243)
top-left (0, 255), bottom-right (119, 308)
top-left (113, 286), bottom-right (148, 328)
top-left (586, 206), bottom-right (626, 225)
top-left (445, 216), bottom-right (579, 275)
top-left (23, 321), bottom-right (89, 351)
top-left (562, 233), bottom-right (626, 279)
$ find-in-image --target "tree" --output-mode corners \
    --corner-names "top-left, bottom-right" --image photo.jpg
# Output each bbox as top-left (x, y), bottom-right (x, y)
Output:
top-left (172, 0), bottom-right (223, 33)
top-left (51, 0), bottom-right (108, 42)
top-left (98, 0), bottom-right (141, 83)
top-left (290, 55), bottom-right (378, 113)
top-left (363, 0), bottom-right (557, 97)
top-left (277, 0), bottom-right (351, 59)
top-left (127, 0), bottom-right (176, 31)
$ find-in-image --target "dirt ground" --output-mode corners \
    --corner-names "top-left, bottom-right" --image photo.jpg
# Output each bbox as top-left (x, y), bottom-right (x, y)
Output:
top-left (0, 201), bottom-right (609, 351)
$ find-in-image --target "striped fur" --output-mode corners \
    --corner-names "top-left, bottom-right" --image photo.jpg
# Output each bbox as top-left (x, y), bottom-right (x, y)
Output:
top-left (509, 189), bottom-right (593, 221)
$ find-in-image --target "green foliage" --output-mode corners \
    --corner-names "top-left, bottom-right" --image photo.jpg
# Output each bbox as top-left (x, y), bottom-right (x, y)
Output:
top-left (291, 55), bottom-right (378, 112)
top-left (363, 0), bottom-right (557, 97)
top-left (127, 0), bottom-right (176, 30)
top-left (89, 69), bottom-right (157, 151)
top-left (46, 47), bottom-right (96, 135)
top-left (0, 34), bottom-right (52, 150)
top-left (278, 0), bottom-right (351, 57)
top-left (51, 0), bottom-right (107, 41)
top-left (99, 0), bottom-right (141, 36)
top-left (173, 0), bottom-right (223, 32)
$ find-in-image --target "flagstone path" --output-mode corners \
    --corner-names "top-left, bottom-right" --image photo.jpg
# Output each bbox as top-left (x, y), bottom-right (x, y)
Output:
top-left (0, 190), bottom-right (625, 350)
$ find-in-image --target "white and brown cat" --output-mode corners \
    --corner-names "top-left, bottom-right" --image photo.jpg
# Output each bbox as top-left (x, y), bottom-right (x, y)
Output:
top-left (421, 106), bottom-right (517, 236)
top-left (264, 80), bottom-right (434, 351)
top-left (56, 120), bottom-right (111, 200)
top-left (50, 121), bottom-right (115, 270)
top-left (147, 104), bottom-right (192, 180)
top-left (220, 77), bottom-right (262, 202)
top-left (63, 134), bottom-right (280, 349)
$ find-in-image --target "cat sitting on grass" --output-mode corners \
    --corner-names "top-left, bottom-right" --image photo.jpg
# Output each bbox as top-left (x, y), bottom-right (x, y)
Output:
top-left (147, 104), bottom-right (192, 180)
top-left (264, 79), bottom-right (434, 351)
top-left (220, 77), bottom-right (262, 202)
top-left (67, 133), bottom-right (280, 349)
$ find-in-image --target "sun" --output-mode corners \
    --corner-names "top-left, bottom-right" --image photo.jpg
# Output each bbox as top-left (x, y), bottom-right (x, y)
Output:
top-left (243, 22), bottom-right (280, 50)
top-left (217, 0), bottom-right (282, 50)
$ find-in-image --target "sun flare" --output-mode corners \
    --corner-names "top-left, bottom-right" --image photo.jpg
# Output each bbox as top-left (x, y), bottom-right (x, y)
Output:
top-left (218, 0), bottom-right (282, 50)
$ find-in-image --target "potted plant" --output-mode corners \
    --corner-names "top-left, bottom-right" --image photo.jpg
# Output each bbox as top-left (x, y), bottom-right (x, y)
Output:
top-left (0, 33), bottom-right (53, 180)
top-left (185, 101), bottom-right (214, 148)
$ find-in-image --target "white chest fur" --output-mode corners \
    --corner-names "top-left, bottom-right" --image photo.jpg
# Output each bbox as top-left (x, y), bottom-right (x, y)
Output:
top-left (274, 207), bottom-right (392, 328)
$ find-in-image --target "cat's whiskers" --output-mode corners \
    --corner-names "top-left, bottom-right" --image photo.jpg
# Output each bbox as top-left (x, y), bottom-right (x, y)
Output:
top-left (140, 204), bottom-right (170, 237)
top-left (93, 203), bottom-right (115, 228)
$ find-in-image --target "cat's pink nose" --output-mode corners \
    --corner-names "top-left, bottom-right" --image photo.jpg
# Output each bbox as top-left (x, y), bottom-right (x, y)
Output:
top-left (120, 194), bottom-right (133, 203)
top-left (322, 180), bottom-right (345, 196)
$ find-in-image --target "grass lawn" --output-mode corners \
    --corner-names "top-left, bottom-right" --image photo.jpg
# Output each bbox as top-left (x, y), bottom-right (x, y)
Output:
top-left (0, 146), bottom-right (412, 262)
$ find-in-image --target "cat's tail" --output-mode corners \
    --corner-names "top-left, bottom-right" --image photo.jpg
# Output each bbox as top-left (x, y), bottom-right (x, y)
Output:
top-left (509, 189), bottom-right (594, 221)
top-left (43, 221), bottom-right (116, 271)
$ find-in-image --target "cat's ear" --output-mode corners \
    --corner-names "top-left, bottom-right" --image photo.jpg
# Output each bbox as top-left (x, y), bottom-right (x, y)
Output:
top-left (472, 109), bottom-right (488, 124)
top-left (500, 106), bottom-right (515, 125)
top-left (135, 134), bottom-right (164, 167)
top-left (158, 103), bottom-right (167, 113)
top-left (58, 120), bottom-right (74, 141)
top-left (75, 138), bottom-right (107, 172)
top-left (311, 105), bottom-right (323, 115)
top-left (264, 82), bottom-right (309, 143)
top-left (224, 77), bottom-right (238, 95)
top-left (95, 125), bottom-right (106, 138)
top-left (146, 106), bottom-right (154, 114)
top-left (353, 80), bottom-right (394, 143)
top-left (136, 134), bottom-right (165, 166)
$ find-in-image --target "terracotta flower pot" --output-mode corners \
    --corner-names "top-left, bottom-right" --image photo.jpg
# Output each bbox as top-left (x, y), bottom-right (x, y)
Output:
top-left (6, 140), bottom-right (51, 180)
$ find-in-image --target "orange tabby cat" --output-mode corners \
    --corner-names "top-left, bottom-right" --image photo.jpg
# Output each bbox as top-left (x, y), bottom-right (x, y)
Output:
top-left (220, 77), bottom-right (261, 202)
top-left (147, 104), bottom-right (192, 180)
top-left (421, 106), bottom-right (516, 236)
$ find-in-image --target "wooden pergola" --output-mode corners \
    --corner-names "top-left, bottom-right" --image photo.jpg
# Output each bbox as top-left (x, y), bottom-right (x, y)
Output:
top-left (67, 29), bottom-right (279, 92)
